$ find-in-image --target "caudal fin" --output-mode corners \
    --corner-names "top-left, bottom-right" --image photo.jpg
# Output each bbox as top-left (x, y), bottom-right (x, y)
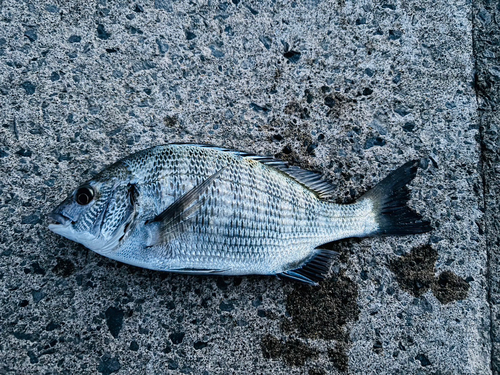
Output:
top-left (361, 160), bottom-right (432, 236)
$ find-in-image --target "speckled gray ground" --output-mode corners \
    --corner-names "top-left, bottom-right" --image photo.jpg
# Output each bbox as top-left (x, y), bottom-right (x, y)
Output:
top-left (475, 0), bottom-right (500, 373)
top-left (0, 0), bottom-right (494, 374)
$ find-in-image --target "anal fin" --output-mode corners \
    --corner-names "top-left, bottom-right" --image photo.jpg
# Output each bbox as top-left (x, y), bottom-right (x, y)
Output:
top-left (279, 249), bottom-right (338, 286)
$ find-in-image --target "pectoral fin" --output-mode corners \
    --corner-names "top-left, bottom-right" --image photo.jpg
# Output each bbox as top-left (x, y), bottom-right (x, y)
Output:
top-left (145, 168), bottom-right (225, 245)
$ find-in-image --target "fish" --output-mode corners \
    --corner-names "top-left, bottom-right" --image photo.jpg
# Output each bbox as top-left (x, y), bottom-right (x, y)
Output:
top-left (48, 144), bottom-right (431, 285)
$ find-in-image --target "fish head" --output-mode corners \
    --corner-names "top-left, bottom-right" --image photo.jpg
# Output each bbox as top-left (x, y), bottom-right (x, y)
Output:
top-left (48, 168), bottom-right (137, 256)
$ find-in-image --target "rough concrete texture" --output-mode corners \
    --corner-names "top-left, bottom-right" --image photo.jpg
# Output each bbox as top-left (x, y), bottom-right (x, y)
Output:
top-left (0, 0), bottom-right (494, 374)
top-left (474, 0), bottom-right (500, 373)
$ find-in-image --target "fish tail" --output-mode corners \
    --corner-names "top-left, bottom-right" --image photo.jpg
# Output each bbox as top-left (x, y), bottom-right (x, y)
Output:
top-left (361, 160), bottom-right (432, 236)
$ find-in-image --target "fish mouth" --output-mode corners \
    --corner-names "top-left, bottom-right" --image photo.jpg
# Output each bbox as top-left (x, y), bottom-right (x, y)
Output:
top-left (48, 212), bottom-right (72, 227)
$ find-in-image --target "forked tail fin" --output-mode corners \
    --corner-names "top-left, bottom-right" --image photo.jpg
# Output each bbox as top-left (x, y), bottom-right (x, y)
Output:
top-left (361, 160), bottom-right (432, 236)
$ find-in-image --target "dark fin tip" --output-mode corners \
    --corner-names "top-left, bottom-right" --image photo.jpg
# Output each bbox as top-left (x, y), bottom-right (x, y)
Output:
top-left (279, 249), bottom-right (338, 286)
top-left (362, 160), bottom-right (432, 236)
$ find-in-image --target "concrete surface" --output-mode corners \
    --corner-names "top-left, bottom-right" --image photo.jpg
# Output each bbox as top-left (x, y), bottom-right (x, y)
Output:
top-left (0, 0), bottom-right (495, 374)
top-left (474, 0), bottom-right (500, 373)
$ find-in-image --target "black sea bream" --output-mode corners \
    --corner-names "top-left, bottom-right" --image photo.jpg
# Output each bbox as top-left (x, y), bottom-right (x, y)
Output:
top-left (49, 144), bottom-right (431, 285)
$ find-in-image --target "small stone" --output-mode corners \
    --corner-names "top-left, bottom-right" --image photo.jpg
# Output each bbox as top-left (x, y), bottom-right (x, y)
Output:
top-left (105, 306), bottom-right (124, 338)
top-left (68, 35), bottom-right (81, 43)
top-left (45, 4), bottom-right (59, 13)
top-left (210, 46), bottom-right (224, 58)
top-left (45, 321), bottom-right (61, 331)
top-left (97, 24), bottom-right (111, 40)
top-left (32, 290), bottom-right (45, 303)
top-left (364, 137), bottom-right (386, 149)
top-left (245, 4), bottom-right (258, 15)
top-left (129, 340), bottom-right (139, 351)
top-left (13, 331), bottom-right (34, 341)
top-left (27, 350), bottom-right (38, 364)
top-left (307, 142), bottom-right (318, 155)
top-left (402, 122), bottom-right (416, 132)
top-left (259, 35), bottom-right (272, 50)
top-left (415, 354), bottom-right (431, 367)
top-left (169, 332), bottom-right (185, 344)
top-left (250, 103), bottom-right (269, 112)
top-left (194, 341), bottom-right (208, 350)
top-left (21, 82), bottom-right (36, 95)
top-left (155, 0), bottom-right (173, 11)
top-left (219, 301), bottom-right (234, 311)
top-left (373, 340), bottom-right (383, 354)
top-left (324, 96), bottom-right (335, 108)
top-left (156, 38), bottom-right (169, 54)
top-left (389, 30), bottom-right (402, 40)
top-left (167, 359), bottom-right (178, 370)
top-left (16, 148), bottom-right (32, 157)
top-left (24, 29), bottom-right (37, 42)
top-left (272, 134), bottom-right (283, 142)
top-left (362, 88), bottom-right (373, 96)
top-left (50, 71), bottom-right (60, 81)
top-left (31, 262), bottom-right (45, 275)
top-left (97, 354), bottom-right (121, 375)
top-left (394, 107), bottom-right (410, 116)
top-left (283, 50), bottom-right (301, 63)
top-left (21, 214), bottom-right (41, 225)
top-left (186, 31), bottom-right (196, 40)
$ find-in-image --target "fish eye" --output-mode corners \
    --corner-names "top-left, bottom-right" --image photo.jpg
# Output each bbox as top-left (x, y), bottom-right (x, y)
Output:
top-left (75, 186), bottom-right (94, 205)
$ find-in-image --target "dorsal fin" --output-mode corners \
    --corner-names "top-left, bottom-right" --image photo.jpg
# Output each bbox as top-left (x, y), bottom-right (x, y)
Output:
top-left (170, 143), bottom-right (336, 199)
top-left (279, 249), bottom-right (338, 286)
top-left (273, 165), bottom-right (336, 199)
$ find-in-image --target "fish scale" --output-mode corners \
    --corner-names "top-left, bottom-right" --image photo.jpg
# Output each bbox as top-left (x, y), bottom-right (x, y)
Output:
top-left (49, 144), bottom-right (431, 285)
top-left (131, 149), bottom-right (339, 273)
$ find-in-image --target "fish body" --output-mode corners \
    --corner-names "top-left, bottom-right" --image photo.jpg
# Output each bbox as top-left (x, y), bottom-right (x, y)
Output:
top-left (49, 144), bottom-right (430, 285)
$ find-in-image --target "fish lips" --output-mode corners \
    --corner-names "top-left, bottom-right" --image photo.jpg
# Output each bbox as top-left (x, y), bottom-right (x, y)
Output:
top-left (48, 212), bottom-right (74, 236)
top-left (49, 212), bottom-right (71, 226)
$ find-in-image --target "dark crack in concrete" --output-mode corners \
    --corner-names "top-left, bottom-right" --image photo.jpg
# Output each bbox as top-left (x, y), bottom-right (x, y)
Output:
top-left (473, 0), bottom-right (500, 372)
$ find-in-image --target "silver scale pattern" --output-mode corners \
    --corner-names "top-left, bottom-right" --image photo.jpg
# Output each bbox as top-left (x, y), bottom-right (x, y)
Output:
top-left (116, 144), bottom-right (377, 275)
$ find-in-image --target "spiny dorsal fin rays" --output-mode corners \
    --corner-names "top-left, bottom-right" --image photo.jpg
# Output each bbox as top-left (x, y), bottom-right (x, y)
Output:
top-left (169, 143), bottom-right (336, 199)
